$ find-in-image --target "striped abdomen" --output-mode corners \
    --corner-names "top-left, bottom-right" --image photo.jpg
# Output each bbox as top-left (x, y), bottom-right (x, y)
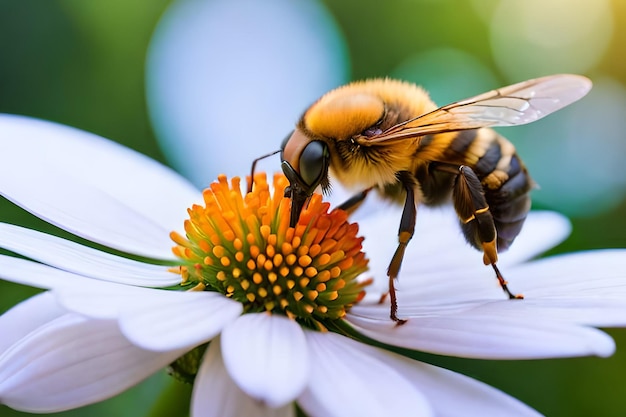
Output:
top-left (418, 128), bottom-right (534, 251)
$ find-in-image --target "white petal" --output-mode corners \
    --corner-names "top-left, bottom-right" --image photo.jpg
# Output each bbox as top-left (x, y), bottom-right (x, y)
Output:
top-left (119, 291), bottom-right (242, 351)
top-left (221, 313), bottom-right (309, 407)
top-left (192, 338), bottom-right (295, 417)
top-left (507, 249), bottom-right (626, 296)
top-left (346, 311), bottom-right (615, 359)
top-left (467, 249), bottom-right (626, 327)
top-left (384, 354), bottom-right (543, 417)
top-left (497, 211), bottom-right (571, 266)
top-left (0, 314), bottom-right (185, 413)
top-left (0, 293), bottom-right (64, 352)
top-left (298, 331), bottom-right (433, 417)
top-left (0, 223), bottom-right (179, 287)
top-left (0, 254), bottom-right (92, 289)
top-left (56, 285), bottom-right (243, 351)
top-left (0, 114), bottom-right (201, 259)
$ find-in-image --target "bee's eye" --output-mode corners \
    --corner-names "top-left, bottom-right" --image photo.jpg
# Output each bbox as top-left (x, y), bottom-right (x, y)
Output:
top-left (300, 141), bottom-right (328, 187)
top-left (280, 131), bottom-right (293, 151)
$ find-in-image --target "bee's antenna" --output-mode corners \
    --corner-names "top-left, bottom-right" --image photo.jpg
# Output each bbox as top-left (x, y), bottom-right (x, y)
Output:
top-left (248, 149), bottom-right (281, 193)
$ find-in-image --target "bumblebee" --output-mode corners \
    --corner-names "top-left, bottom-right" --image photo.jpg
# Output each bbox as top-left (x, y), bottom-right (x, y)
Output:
top-left (262, 74), bottom-right (591, 323)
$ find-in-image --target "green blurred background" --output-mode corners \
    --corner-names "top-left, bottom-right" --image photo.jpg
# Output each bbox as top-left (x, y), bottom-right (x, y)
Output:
top-left (1, 0), bottom-right (625, 416)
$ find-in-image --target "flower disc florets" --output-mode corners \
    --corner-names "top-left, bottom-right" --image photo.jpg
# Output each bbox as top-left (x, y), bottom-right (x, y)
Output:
top-left (171, 173), bottom-right (370, 327)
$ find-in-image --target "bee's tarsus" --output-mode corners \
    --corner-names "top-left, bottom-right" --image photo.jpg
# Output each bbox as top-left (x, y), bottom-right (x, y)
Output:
top-left (491, 263), bottom-right (523, 300)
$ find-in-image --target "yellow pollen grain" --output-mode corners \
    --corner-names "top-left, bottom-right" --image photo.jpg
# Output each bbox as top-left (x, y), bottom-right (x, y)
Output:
top-left (285, 254), bottom-right (297, 266)
top-left (198, 240), bottom-right (211, 253)
top-left (317, 270), bottom-right (331, 282)
top-left (246, 233), bottom-right (256, 245)
top-left (304, 304), bottom-right (314, 314)
top-left (332, 279), bottom-right (346, 290)
top-left (316, 253), bottom-right (331, 266)
top-left (268, 234), bottom-right (277, 246)
top-left (233, 238), bottom-right (243, 251)
top-left (280, 299), bottom-right (289, 309)
top-left (273, 254), bottom-right (284, 267)
top-left (330, 266), bottom-right (342, 278)
top-left (235, 251), bottom-right (244, 262)
top-left (338, 257), bottom-right (354, 270)
top-left (188, 282), bottom-right (206, 292)
top-left (293, 266), bottom-right (303, 277)
top-left (286, 279), bottom-right (295, 289)
top-left (309, 244), bottom-right (321, 257)
top-left (294, 291), bottom-right (304, 301)
top-left (258, 287), bottom-right (268, 298)
top-left (307, 290), bottom-right (319, 300)
top-left (305, 267), bottom-right (318, 278)
top-left (250, 245), bottom-right (260, 259)
top-left (257, 254), bottom-right (267, 269)
top-left (298, 255), bottom-right (312, 267)
top-left (226, 285), bottom-right (235, 294)
top-left (299, 277), bottom-right (310, 287)
top-left (265, 301), bottom-right (275, 311)
top-left (220, 256), bottom-right (231, 267)
top-left (279, 266), bottom-right (290, 277)
top-left (266, 244), bottom-right (276, 258)
top-left (281, 242), bottom-right (293, 255)
top-left (241, 279), bottom-right (250, 290)
top-left (212, 246), bottom-right (226, 258)
top-left (216, 271), bottom-right (227, 281)
top-left (223, 229), bottom-right (235, 242)
top-left (292, 236), bottom-right (301, 248)
top-left (268, 272), bottom-right (278, 284)
top-left (317, 305), bottom-right (328, 314)
top-left (316, 283), bottom-right (326, 292)
top-left (247, 293), bottom-right (256, 302)
top-left (253, 272), bottom-right (263, 285)
top-left (327, 291), bottom-right (339, 301)
top-left (297, 246), bottom-right (309, 256)
top-left (246, 259), bottom-right (256, 271)
top-left (232, 268), bottom-right (242, 279)
top-left (209, 234), bottom-right (221, 246)
top-left (273, 285), bottom-right (282, 295)
top-left (203, 256), bottom-right (214, 266)
top-left (260, 224), bottom-right (271, 240)
top-left (264, 260), bottom-right (274, 271)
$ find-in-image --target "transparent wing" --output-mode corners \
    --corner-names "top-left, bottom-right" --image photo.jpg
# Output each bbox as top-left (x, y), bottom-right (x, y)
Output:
top-left (366, 74), bottom-right (592, 143)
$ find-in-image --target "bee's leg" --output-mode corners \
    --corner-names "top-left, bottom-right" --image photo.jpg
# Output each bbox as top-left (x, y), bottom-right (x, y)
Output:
top-left (386, 171), bottom-right (417, 324)
top-left (336, 188), bottom-right (372, 215)
top-left (452, 165), bottom-right (523, 300)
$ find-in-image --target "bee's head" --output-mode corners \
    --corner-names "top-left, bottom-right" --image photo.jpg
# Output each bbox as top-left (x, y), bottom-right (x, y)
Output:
top-left (280, 129), bottom-right (330, 227)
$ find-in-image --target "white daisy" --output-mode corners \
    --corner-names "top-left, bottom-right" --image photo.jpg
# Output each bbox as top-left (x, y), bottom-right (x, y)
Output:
top-left (0, 114), bottom-right (626, 417)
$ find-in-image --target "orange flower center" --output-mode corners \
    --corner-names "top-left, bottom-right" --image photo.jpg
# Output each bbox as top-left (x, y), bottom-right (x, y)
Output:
top-left (170, 172), bottom-right (370, 328)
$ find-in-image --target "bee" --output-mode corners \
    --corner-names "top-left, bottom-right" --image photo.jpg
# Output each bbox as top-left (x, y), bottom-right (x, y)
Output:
top-left (254, 74), bottom-right (592, 323)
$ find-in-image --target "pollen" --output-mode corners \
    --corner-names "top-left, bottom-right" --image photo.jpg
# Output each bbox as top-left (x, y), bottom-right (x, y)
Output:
top-left (170, 172), bottom-right (370, 325)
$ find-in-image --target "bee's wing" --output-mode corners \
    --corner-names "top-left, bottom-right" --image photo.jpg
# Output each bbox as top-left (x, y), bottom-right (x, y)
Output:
top-left (367, 74), bottom-right (592, 143)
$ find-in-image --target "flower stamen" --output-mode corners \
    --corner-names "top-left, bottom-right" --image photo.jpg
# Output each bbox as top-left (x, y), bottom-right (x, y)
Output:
top-left (171, 172), bottom-right (370, 327)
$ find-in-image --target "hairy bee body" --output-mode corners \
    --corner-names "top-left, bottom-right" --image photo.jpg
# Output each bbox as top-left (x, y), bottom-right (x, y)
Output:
top-left (276, 74), bottom-right (591, 321)
top-left (299, 79), bottom-right (533, 251)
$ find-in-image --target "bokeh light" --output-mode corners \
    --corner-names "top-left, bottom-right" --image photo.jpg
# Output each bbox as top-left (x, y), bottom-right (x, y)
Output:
top-left (509, 76), bottom-right (626, 217)
top-left (146, 0), bottom-right (349, 188)
top-left (391, 47), bottom-right (499, 105)
top-left (490, 0), bottom-right (613, 81)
